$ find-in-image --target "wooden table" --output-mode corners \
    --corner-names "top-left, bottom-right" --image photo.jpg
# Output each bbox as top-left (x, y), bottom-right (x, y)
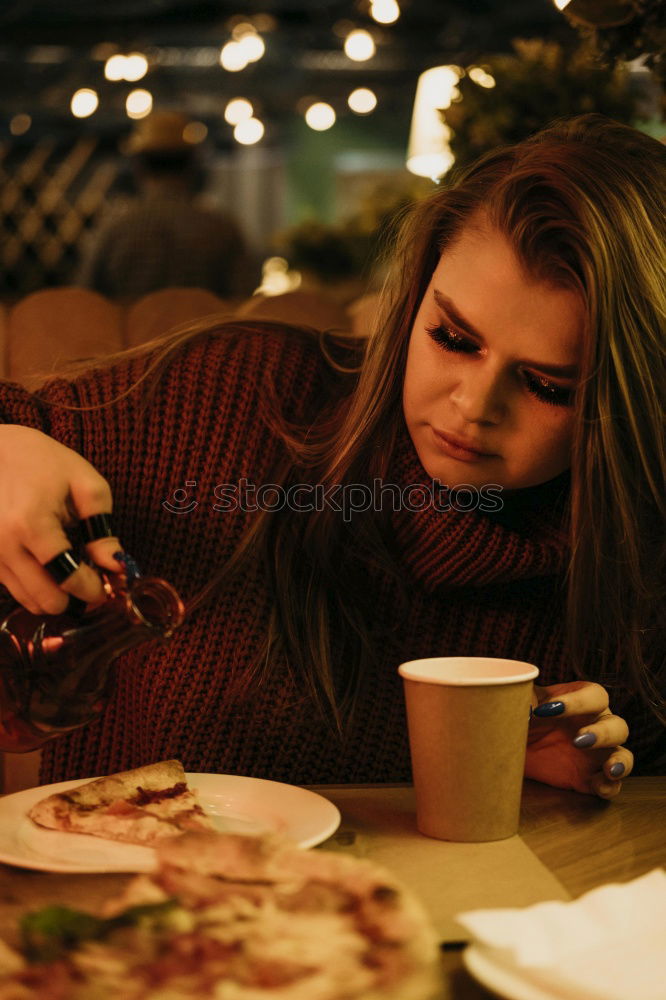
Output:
top-left (0, 777), bottom-right (664, 999)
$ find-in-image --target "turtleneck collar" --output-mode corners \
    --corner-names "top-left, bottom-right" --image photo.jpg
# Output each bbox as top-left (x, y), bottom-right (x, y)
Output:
top-left (388, 419), bottom-right (570, 593)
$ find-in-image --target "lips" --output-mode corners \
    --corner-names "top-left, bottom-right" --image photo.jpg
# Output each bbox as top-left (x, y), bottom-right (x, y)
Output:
top-left (432, 428), bottom-right (496, 458)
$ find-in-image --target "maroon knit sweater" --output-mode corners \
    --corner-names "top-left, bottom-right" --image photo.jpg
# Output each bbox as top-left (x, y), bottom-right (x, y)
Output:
top-left (1, 326), bottom-right (661, 780)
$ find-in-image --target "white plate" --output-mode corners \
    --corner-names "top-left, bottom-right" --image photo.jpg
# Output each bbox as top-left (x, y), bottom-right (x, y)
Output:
top-left (0, 773), bottom-right (341, 874)
top-left (464, 945), bottom-right (564, 1000)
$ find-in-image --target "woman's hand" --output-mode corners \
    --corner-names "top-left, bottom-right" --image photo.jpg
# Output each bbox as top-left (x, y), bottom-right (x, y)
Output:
top-left (0, 425), bottom-right (123, 614)
top-left (525, 681), bottom-right (634, 799)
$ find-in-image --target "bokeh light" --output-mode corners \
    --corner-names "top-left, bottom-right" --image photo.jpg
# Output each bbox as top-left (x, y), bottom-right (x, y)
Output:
top-left (104, 54), bottom-right (126, 81)
top-left (224, 98), bottom-right (254, 125)
top-left (305, 102), bottom-right (336, 131)
top-left (238, 32), bottom-right (265, 63)
top-left (344, 29), bottom-right (376, 62)
top-left (468, 66), bottom-right (496, 88)
top-left (126, 89), bottom-right (153, 119)
top-left (370, 0), bottom-right (400, 24)
top-left (348, 87), bottom-right (377, 114)
top-left (255, 256), bottom-right (302, 296)
top-left (234, 117), bottom-right (264, 144)
top-left (71, 88), bottom-right (99, 118)
top-left (183, 121), bottom-right (208, 144)
top-left (123, 53), bottom-right (149, 82)
top-left (220, 41), bottom-right (248, 72)
top-left (9, 113), bottom-right (32, 136)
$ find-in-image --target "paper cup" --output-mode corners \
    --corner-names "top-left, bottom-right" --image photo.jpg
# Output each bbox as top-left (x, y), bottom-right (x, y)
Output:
top-left (398, 657), bottom-right (538, 842)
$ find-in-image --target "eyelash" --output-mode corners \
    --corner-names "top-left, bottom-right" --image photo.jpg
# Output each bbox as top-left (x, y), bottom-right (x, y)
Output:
top-left (425, 324), bottom-right (574, 408)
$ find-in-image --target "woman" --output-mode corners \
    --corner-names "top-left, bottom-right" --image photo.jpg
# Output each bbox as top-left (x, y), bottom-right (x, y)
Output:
top-left (1, 114), bottom-right (664, 795)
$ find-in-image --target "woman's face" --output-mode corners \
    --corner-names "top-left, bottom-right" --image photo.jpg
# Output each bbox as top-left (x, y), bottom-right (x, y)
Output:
top-left (402, 220), bottom-right (585, 491)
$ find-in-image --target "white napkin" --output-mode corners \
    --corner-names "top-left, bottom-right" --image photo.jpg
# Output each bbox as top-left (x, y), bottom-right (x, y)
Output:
top-left (457, 868), bottom-right (666, 1000)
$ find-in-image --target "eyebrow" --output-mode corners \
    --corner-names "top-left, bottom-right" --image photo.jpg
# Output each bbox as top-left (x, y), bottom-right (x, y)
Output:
top-left (433, 289), bottom-right (579, 378)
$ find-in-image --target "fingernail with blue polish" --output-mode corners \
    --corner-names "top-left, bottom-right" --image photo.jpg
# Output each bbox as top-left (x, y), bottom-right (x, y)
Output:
top-left (573, 732), bottom-right (597, 748)
top-left (113, 550), bottom-right (142, 582)
top-left (532, 701), bottom-right (566, 718)
top-left (609, 762), bottom-right (625, 778)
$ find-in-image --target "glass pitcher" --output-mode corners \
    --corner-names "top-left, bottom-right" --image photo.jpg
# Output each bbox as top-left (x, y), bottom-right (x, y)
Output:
top-left (0, 570), bottom-right (185, 753)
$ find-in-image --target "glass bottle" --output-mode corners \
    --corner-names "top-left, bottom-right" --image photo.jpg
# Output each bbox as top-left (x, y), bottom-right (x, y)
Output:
top-left (0, 572), bottom-right (185, 753)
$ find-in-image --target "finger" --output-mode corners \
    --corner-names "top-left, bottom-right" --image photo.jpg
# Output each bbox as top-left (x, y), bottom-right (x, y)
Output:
top-left (12, 547), bottom-right (104, 614)
top-left (25, 511), bottom-right (109, 607)
top-left (78, 512), bottom-right (124, 572)
top-left (12, 518), bottom-right (106, 611)
top-left (603, 746), bottom-right (634, 781)
top-left (68, 485), bottom-right (123, 575)
top-left (533, 682), bottom-right (610, 719)
top-left (7, 515), bottom-right (76, 612)
top-left (67, 473), bottom-right (114, 526)
top-left (590, 771), bottom-right (623, 799)
top-left (59, 561), bottom-right (109, 605)
top-left (573, 712), bottom-right (630, 749)
top-left (85, 537), bottom-right (125, 574)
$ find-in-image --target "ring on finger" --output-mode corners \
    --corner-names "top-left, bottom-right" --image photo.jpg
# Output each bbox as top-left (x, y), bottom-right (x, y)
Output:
top-left (42, 549), bottom-right (80, 584)
top-left (80, 512), bottom-right (115, 543)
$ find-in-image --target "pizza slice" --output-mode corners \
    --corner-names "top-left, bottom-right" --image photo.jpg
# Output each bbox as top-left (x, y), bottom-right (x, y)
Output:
top-left (27, 759), bottom-right (216, 846)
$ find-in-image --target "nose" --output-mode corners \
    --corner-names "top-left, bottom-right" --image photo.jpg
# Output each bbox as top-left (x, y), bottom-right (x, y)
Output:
top-left (449, 363), bottom-right (506, 425)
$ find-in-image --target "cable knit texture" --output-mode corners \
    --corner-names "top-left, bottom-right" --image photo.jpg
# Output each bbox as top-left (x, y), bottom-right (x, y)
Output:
top-left (0, 325), bottom-right (661, 780)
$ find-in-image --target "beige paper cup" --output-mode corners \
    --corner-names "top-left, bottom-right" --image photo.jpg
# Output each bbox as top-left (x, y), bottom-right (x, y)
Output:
top-left (398, 657), bottom-right (538, 842)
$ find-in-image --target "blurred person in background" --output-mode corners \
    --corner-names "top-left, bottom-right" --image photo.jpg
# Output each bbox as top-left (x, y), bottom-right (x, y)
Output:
top-left (77, 111), bottom-right (257, 301)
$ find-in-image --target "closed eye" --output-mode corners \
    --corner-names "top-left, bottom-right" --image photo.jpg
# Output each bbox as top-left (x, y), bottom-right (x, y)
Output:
top-left (425, 323), bottom-right (574, 408)
top-left (425, 323), bottom-right (478, 354)
top-left (522, 371), bottom-right (574, 407)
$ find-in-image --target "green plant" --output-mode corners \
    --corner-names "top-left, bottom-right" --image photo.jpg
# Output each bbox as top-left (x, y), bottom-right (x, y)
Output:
top-left (563, 0), bottom-right (665, 86)
top-left (442, 39), bottom-right (637, 167)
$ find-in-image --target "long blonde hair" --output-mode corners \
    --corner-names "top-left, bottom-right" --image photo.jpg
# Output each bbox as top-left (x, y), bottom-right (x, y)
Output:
top-left (364, 114), bottom-right (666, 722)
top-left (263, 113), bottom-right (665, 728)
top-left (51, 114), bottom-right (666, 730)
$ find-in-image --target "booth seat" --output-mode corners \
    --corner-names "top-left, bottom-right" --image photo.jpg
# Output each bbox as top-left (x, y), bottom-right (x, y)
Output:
top-left (0, 286), bottom-right (231, 387)
top-left (0, 286), bottom-right (375, 390)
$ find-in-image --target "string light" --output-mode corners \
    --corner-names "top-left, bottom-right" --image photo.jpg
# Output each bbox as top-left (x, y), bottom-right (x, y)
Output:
top-left (238, 32), bottom-right (265, 63)
top-left (344, 29), bottom-right (375, 62)
top-left (123, 53), bottom-right (149, 82)
top-left (553, 0), bottom-right (572, 9)
top-left (348, 87), bottom-right (377, 114)
top-left (126, 89), bottom-right (153, 119)
top-left (234, 117), bottom-right (264, 144)
top-left (71, 88), bottom-right (99, 118)
top-left (104, 52), bottom-right (148, 82)
top-left (305, 102), bottom-right (336, 131)
top-left (220, 41), bottom-right (248, 72)
top-left (370, 0), bottom-right (400, 25)
top-left (104, 54), bottom-right (126, 81)
top-left (231, 21), bottom-right (256, 39)
top-left (224, 98), bottom-right (254, 125)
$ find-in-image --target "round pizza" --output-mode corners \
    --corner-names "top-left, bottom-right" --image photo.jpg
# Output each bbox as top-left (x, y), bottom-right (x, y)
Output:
top-left (0, 831), bottom-right (440, 999)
